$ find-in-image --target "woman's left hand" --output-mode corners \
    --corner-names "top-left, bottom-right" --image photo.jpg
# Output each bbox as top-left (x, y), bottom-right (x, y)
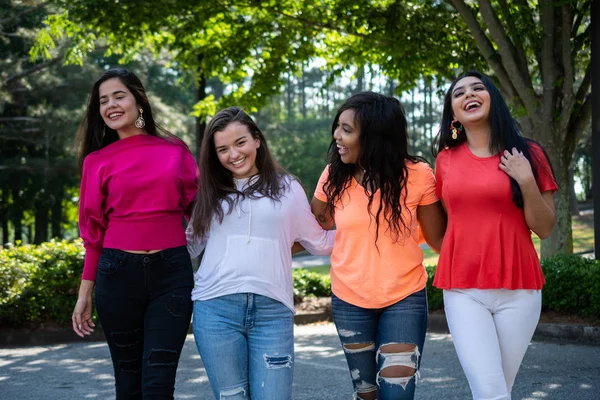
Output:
top-left (499, 147), bottom-right (534, 185)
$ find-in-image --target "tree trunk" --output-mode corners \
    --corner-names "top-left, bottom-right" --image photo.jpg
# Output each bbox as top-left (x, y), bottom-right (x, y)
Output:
top-left (286, 72), bottom-right (293, 121)
top-left (195, 72), bottom-right (207, 161)
top-left (51, 186), bottom-right (63, 239)
top-left (568, 166), bottom-right (579, 215)
top-left (301, 64), bottom-right (307, 119)
top-left (11, 185), bottom-right (22, 243)
top-left (34, 199), bottom-right (48, 244)
top-left (1, 188), bottom-right (8, 244)
top-left (540, 142), bottom-right (573, 258)
top-left (356, 66), bottom-right (364, 93)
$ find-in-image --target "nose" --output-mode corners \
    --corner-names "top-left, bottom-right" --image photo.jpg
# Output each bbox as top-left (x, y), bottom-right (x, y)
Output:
top-left (333, 127), bottom-right (341, 140)
top-left (230, 147), bottom-right (240, 159)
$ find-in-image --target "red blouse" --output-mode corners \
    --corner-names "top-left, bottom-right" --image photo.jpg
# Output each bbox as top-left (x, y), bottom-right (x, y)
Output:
top-left (434, 142), bottom-right (558, 290)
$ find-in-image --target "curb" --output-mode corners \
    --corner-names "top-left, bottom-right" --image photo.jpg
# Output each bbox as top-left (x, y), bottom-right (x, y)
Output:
top-left (1, 311), bottom-right (599, 348)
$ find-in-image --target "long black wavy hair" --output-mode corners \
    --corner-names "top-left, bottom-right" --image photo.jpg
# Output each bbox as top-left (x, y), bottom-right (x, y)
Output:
top-left (191, 106), bottom-right (289, 238)
top-left (432, 70), bottom-right (555, 208)
top-left (76, 68), bottom-right (179, 170)
top-left (323, 92), bottom-right (425, 244)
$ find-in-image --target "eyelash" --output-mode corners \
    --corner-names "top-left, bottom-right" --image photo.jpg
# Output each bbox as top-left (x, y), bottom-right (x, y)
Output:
top-left (100, 96), bottom-right (125, 105)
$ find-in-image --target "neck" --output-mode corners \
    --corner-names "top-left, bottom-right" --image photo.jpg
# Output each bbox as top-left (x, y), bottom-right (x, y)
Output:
top-left (117, 126), bottom-right (146, 140)
top-left (463, 123), bottom-right (491, 153)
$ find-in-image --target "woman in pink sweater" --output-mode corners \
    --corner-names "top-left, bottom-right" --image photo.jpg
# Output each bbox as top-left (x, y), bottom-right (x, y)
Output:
top-left (71, 69), bottom-right (198, 399)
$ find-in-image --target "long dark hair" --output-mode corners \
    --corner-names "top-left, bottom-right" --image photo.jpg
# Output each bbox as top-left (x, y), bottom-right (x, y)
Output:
top-left (76, 68), bottom-right (178, 170)
top-left (191, 106), bottom-right (289, 238)
top-left (432, 70), bottom-right (555, 208)
top-left (323, 92), bottom-right (425, 244)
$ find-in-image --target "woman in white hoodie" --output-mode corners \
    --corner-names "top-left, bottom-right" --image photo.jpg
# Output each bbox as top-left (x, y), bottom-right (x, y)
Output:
top-left (186, 106), bottom-right (335, 400)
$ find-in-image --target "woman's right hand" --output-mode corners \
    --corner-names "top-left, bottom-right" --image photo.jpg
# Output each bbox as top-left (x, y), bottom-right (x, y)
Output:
top-left (73, 280), bottom-right (96, 337)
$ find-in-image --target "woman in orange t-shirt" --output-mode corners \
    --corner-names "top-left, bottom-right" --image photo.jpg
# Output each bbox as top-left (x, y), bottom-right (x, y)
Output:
top-left (433, 71), bottom-right (557, 400)
top-left (311, 92), bottom-right (446, 400)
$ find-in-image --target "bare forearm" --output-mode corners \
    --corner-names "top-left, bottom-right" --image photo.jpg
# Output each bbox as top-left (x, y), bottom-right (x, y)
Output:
top-left (520, 179), bottom-right (555, 238)
top-left (78, 279), bottom-right (95, 298)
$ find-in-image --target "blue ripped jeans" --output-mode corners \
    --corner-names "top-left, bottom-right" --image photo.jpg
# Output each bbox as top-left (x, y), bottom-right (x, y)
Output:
top-left (192, 293), bottom-right (294, 400)
top-left (332, 289), bottom-right (428, 400)
top-left (95, 246), bottom-right (194, 399)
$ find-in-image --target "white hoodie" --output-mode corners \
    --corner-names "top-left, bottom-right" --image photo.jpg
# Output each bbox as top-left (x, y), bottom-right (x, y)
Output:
top-left (186, 175), bottom-right (335, 312)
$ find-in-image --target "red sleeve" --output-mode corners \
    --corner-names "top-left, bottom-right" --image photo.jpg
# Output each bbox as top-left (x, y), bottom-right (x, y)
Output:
top-left (181, 149), bottom-right (199, 220)
top-left (529, 143), bottom-right (558, 193)
top-left (79, 155), bottom-right (107, 281)
top-left (435, 150), bottom-right (449, 200)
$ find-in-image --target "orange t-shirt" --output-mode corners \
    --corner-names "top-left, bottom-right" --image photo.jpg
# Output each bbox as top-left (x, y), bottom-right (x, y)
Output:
top-left (314, 161), bottom-right (439, 308)
top-left (434, 142), bottom-right (558, 290)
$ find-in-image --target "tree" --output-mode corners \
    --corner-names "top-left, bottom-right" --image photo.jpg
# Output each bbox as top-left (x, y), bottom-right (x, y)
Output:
top-left (445, 0), bottom-right (590, 256)
top-left (33, 0), bottom-right (589, 256)
top-left (295, 0), bottom-right (590, 256)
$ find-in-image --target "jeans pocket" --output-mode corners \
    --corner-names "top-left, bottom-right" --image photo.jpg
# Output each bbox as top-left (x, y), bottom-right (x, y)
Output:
top-left (97, 257), bottom-right (120, 275)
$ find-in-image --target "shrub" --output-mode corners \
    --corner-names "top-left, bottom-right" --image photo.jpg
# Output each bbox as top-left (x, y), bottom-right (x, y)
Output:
top-left (425, 265), bottom-right (444, 310)
top-left (541, 254), bottom-right (600, 319)
top-left (2, 241), bottom-right (599, 327)
top-left (0, 240), bottom-right (85, 326)
top-left (292, 269), bottom-right (331, 303)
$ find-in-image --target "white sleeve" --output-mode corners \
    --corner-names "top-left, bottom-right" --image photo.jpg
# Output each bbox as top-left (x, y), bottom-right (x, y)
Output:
top-left (288, 179), bottom-right (336, 256)
top-left (185, 219), bottom-right (207, 258)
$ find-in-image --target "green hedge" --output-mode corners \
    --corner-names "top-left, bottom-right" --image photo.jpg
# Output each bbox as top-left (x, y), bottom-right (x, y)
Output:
top-left (0, 240), bottom-right (84, 326)
top-left (1, 241), bottom-right (599, 328)
top-left (292, 269), bottom-right (332, 303)
top-left (541, 254), bottom-right (600, 318)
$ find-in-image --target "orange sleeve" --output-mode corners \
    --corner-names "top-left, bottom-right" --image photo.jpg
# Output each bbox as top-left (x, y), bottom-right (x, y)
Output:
top-left (313, 165), bottom-right (330, 202)
top-left (416, 162), bottom-right (438, 206)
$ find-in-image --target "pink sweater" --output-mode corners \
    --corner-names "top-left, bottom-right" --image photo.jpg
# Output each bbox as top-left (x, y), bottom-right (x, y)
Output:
top-left (79, 134), bottom-right (198, 280)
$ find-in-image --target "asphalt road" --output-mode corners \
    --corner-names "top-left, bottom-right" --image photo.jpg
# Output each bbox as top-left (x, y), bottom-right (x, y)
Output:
top-left (1, 323), bottom-right (599, 399)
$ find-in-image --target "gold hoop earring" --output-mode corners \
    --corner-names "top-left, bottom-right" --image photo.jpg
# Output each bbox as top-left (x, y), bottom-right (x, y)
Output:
top-left (135, 108), bottom-right (146, 129)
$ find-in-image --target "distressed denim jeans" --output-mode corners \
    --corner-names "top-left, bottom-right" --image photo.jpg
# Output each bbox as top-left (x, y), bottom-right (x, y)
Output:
top-left (193, 293), bottom-right (294, 400)
top-left (95, 246), bottom-right (194, 399)
top-left (332, 288), bottom-right (428, 400)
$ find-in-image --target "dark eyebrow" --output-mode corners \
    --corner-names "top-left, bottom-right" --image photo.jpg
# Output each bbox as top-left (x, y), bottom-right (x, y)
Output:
top-left (99, 90), bottom-right (127, 100)
top-left (452, 82), bottom-right (484, 94)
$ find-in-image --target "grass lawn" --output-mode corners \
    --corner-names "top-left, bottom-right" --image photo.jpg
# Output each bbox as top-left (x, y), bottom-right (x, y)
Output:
top-left (299, 213), bottom-right (595, 274)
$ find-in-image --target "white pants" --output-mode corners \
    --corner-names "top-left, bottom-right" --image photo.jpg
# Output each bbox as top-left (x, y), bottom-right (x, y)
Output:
top-left (443, 289), bottom-right (542, 400)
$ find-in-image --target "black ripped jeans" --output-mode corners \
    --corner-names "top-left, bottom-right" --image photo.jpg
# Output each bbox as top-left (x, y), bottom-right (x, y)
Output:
top-left (95, 246), bottom-right (194, 400)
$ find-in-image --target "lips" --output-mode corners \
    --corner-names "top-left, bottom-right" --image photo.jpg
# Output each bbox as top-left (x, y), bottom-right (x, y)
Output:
top-left (108, 112), bottom-right (123, 120)
top-left (337, 144), bottom-right (348, 155)
top-left (231, 157), bottom-right (246, 166)
top-left (464, 101), bottom-right (481, 111)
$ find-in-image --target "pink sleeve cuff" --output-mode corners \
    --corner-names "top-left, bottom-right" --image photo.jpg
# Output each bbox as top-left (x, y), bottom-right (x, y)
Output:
top-left (82, 245), bottom-right (102, 281)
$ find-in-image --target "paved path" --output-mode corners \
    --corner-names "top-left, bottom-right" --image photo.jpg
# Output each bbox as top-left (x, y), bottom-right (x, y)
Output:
top-left (1, 323), bottom-right (599, 399)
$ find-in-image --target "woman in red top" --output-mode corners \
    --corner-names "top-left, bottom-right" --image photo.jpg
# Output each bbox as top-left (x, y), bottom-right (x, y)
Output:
top-left (433, 71), bottom-right (557, 400)
top-left (72, 69), bottom-right (198, 399)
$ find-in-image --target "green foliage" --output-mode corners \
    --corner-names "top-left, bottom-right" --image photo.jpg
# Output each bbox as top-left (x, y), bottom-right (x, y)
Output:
top-left (0, 240), bottom-right (85, 326)
top-left (425, 264), bottom-right (444, 311)
top-left (292, 269), bottom-right (332, 301)
top-left (541, 254), bottom-right (600, 319)
top-left (2, 242), bottom-right (598, 328)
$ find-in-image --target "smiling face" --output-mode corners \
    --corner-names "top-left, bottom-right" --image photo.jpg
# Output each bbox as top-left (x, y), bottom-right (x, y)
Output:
top-left (333, 109), bottom-right (361, 164)
top-left (450, 76), bottom-right (491, 127)
top-left (98, 77), bottom-right (143, 135)
top-left (214, 122), bottom-right (260, 179)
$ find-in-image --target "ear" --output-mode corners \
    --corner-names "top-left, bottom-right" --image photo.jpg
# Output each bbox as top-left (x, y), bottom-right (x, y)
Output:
top-left (255, 138), bottom-right (260, 148)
